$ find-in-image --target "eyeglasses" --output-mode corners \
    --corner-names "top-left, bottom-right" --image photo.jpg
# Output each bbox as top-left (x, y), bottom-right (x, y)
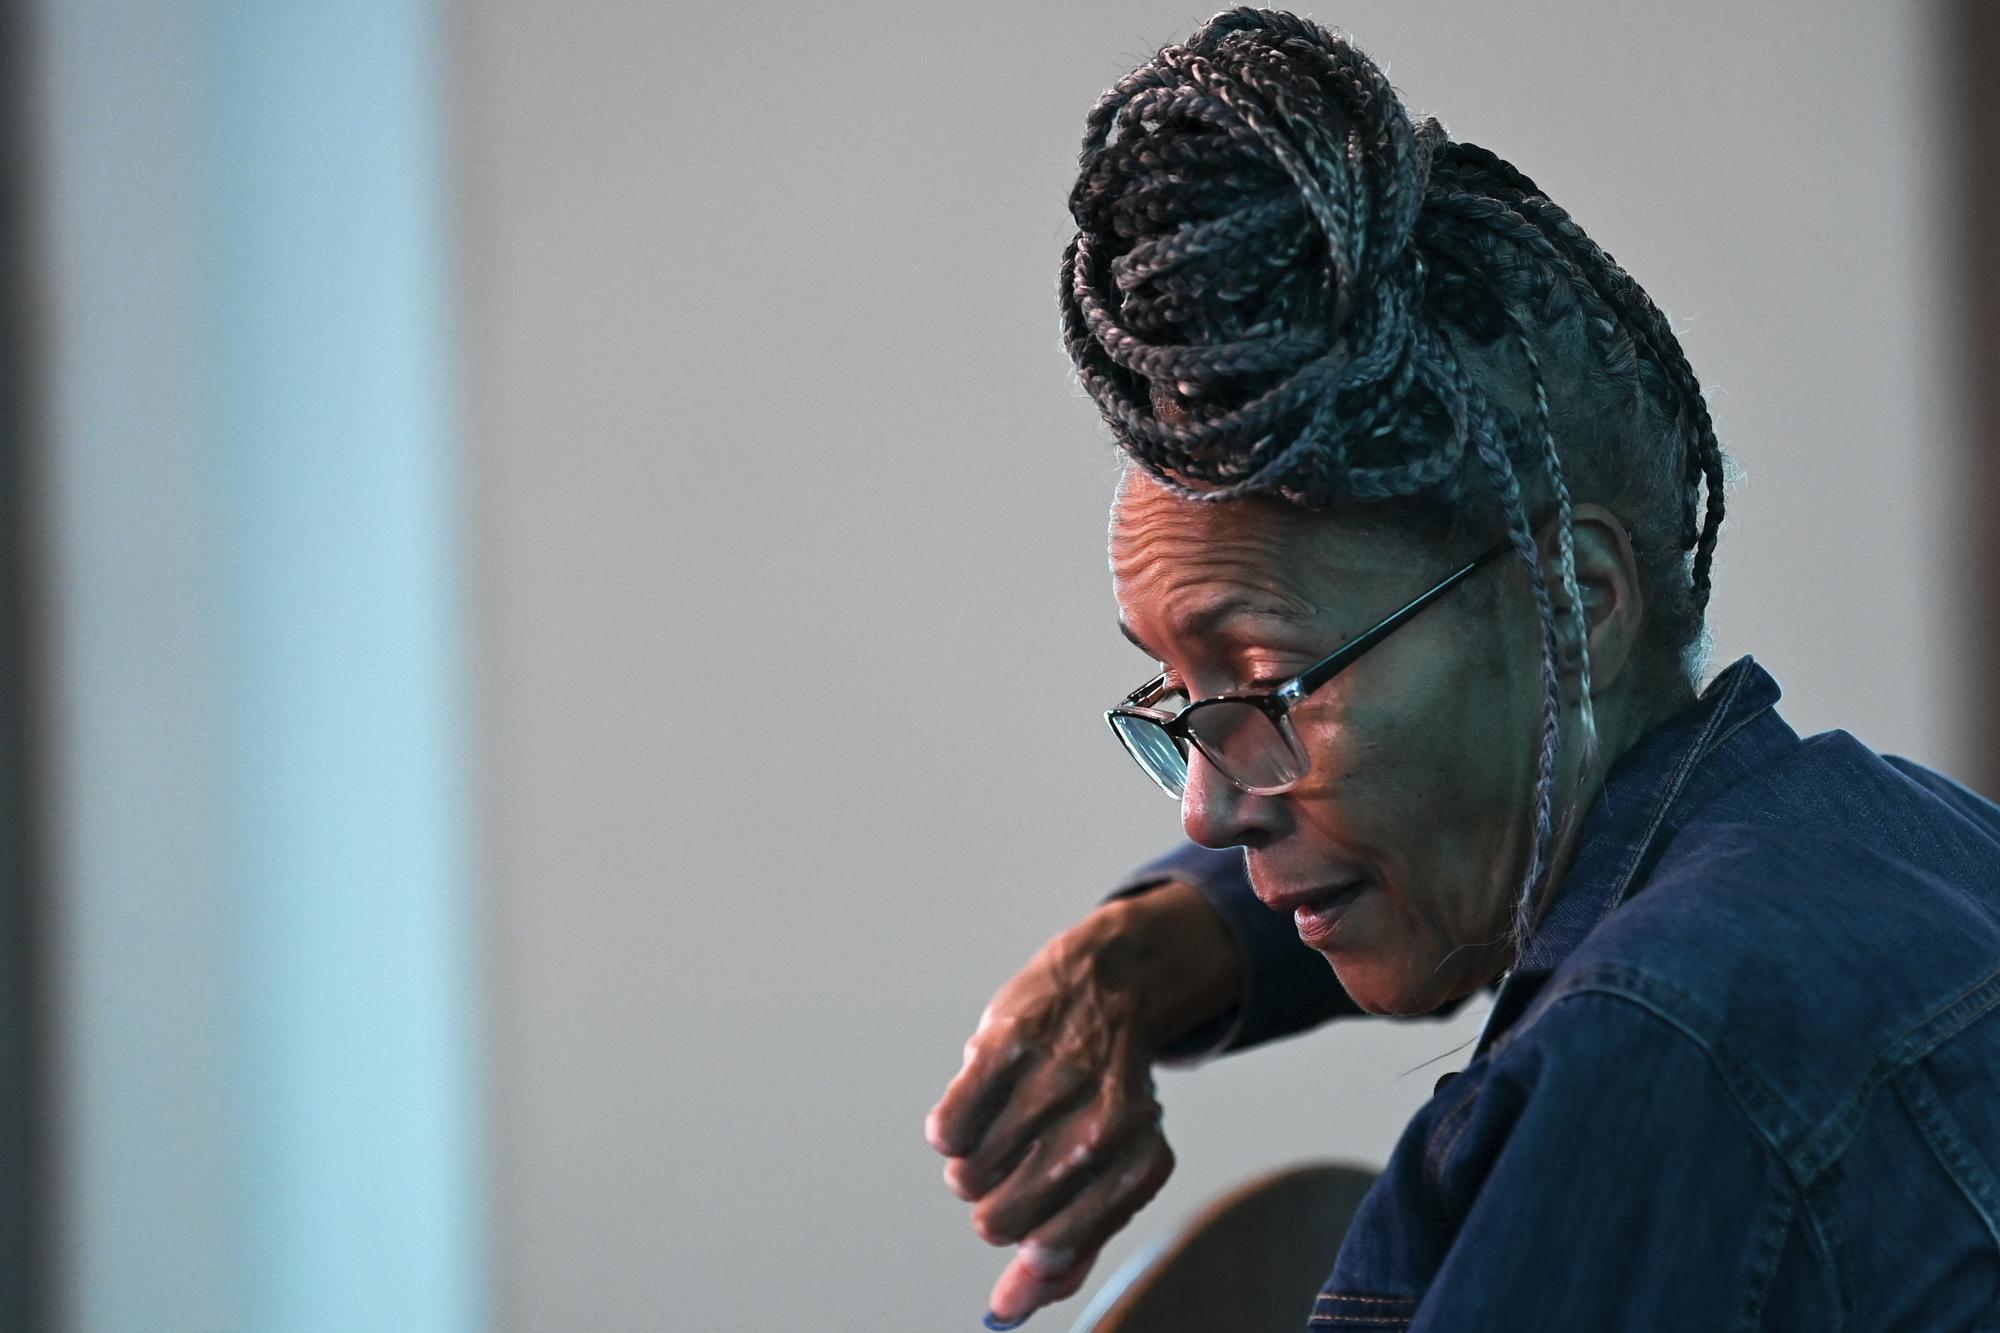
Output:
top-left (1107, 540), bottom-right (1514, 799)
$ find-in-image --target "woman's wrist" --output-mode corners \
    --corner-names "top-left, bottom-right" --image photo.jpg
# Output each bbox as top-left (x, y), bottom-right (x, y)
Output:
top-left (1091, 879), bottom-right (1244, 1051)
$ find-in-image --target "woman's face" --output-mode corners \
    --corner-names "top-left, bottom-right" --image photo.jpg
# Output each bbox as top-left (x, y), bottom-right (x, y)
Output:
top-left (1109, 470), bottom-right (1547, 1015)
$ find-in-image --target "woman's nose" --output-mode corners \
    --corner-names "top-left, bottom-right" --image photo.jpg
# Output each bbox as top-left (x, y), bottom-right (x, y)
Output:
top-left (1180, 747), bottom-right (1273, 850)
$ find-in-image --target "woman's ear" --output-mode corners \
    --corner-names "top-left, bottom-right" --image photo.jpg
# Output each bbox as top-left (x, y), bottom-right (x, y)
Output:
top-left (1543, 502), bottom-right (1644, 697)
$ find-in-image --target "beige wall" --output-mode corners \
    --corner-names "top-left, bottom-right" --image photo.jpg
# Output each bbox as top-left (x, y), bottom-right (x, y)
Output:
top-left (454, 3), bottom-right (1965, 1328)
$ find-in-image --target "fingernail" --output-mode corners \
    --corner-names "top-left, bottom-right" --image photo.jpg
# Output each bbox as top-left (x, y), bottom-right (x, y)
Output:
top-left (982, 1313), bottom-right (1028, 1331)
top-left (1021, 1242), bottom-right (1074, 1278)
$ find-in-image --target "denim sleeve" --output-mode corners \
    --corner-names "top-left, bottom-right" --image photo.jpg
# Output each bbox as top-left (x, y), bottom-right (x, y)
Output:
top-left (1408, 991), bottom-right (1804, 1329)
top-left (1108, 842), bottom-right (1363, 1066)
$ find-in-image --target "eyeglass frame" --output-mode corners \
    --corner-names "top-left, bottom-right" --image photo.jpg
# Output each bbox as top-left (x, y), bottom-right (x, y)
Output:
top-left (1106, 537), bottom-right (1517, 798)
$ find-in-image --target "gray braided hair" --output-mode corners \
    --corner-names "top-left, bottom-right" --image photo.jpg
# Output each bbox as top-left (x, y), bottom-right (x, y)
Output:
top-left (1061, 9), bottom-right (1727, 949)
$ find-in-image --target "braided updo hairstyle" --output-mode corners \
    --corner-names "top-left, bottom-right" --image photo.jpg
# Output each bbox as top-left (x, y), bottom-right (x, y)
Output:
top-left (1061, 8), bottom-right (1727, 949)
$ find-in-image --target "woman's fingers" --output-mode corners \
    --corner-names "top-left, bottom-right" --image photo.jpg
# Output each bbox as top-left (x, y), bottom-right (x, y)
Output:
top-left (986, 1243), bottom-right (1102, 1328)
top-left (969, 1091), bottom-right (1159, 1246)
top-left (978, 1127), bottom-right (1174, 1326)
top-left (944, 1057), bottom-right (1092, 1202)
top-left (933, 900), bottom-right (1205, 1325)
top-left (926, 1025), bottom-right (1031, 1159)
top-left (1014, 1131), bottom-right (1176, 1281)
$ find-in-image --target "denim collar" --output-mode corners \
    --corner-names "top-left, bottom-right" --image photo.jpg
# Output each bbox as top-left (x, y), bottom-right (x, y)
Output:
top-left (1475, 655), bottom-right (1796, 1052)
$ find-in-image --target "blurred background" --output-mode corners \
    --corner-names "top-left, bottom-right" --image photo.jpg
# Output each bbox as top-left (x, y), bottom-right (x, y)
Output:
top-left (1, 1), bottom-right (1994, 1330)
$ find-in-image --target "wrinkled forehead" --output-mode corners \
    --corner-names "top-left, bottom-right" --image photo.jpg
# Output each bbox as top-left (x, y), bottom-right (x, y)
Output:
top-left (1112, 462), bottom-right (1408, 576)
top-left (1108, 468), bottom-right (1417, 611)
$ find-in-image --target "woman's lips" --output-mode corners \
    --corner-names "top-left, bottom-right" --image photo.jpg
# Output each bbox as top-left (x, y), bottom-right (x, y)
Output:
top-left (1293, 882), bottom-right (1367, 949)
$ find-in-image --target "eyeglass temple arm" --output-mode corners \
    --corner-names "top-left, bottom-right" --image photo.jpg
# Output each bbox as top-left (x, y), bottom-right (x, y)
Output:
top-left (1118, 672), bottom-right (1170, 708)
top-left (1284, 540), bottom-right (1517, 701)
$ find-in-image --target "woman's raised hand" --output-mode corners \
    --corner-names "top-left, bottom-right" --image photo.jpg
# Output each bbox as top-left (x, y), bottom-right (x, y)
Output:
top-left (925, 882), bottom-right (1241, 1326)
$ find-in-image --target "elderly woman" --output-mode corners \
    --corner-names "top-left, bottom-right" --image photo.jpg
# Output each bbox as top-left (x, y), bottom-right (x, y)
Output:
top-left (925, 10), bottom-right (2000, 1331)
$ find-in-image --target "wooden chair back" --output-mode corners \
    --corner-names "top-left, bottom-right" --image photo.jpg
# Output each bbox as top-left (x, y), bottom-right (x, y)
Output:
top-left (1069, 1161), bottom-right (1380, 1333)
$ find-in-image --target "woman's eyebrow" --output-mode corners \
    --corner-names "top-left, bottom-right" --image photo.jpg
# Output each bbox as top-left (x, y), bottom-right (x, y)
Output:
top-left (1177, 598), bottom-right (1313, 639)
top-left (1118, 599), bottom-right (1314, 658)
top-left (1118, 620), bottom-right (1155, 656)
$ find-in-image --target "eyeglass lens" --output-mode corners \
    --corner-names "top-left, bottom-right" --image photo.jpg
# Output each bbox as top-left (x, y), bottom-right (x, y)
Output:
top-left (1112, 701), bottom-right (1306, 797)
top-left (1110, 711), bottom-right (1190, 796)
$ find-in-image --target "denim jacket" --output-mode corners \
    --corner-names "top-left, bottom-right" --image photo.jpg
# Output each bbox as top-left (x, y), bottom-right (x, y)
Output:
top-left (1119, 658), bottom-right (2000, 1330)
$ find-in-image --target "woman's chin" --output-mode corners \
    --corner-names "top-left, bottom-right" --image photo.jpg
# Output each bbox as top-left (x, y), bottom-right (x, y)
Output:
top-left (1324, 951), bottom-right (1457, 1017)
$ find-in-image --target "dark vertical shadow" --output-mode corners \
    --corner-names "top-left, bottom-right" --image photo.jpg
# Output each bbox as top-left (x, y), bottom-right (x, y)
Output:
top-left (0, 0), bottom-right (48, 1327)
top-left (1949, 0), bottom-right (2000, 800)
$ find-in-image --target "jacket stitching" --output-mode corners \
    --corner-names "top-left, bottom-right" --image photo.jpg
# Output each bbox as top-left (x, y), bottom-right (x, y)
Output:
top-left (1535, 968), bottom-right (2000, 1328)
top-left (1731, 1173), bottom-right (1797, 1333)
top-left (1792, 966), bottom-right (2000, 1180)
top-left (1423, 985), bottom-right (1820, 1325)
top-left (1601, 665), bottom-right (1751, 909)
top-left (1516, 978), bottom-right (1803, 1181)
top-left (1421, 1080), bottom-right (1485, 1196)
top-left (1424, 1101), bottom-right (1477, 1199)
top-left (1803, 1173), bottom-right (1854, 1326)
top-left (1883, 965), bottom-right (2000, 1066)
top-left (1538, 962), bottom-right (2000, 1182)
top-left (1893, 1066), bottom-right (2000, 1253)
